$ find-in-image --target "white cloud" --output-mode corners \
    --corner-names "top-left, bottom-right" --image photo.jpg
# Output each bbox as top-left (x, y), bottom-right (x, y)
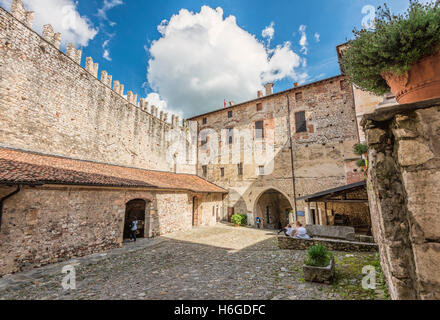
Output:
top-left (299, 25), bottom-right (308, 54)
top-left (102, 39), bottom-right (112, 61)
top-left (144, 92), bottom-right (183, 121)
top-left (146, 6), bottom-right (305, 117)
top-left (103, 49), bottom-right (111, 61)
top-left (97, 0), bottom-right (123, 25)
top-left (262, 21), bottom-right (275, 45)
top-left (0, 0), bottom-right (98, 47)
top-left (314, 32), bottom-right (320, 42)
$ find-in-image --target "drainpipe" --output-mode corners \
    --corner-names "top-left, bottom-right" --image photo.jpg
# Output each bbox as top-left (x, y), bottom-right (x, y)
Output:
top-left (0, 185), bottom-right (22, 230)
top-left (286, 95), bottom-right (299, 222)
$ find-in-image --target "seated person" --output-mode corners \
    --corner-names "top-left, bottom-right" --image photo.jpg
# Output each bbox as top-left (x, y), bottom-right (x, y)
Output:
top-left (277, 224), bottom-right (293, 236)
top-left (285, 225), bottom-right (294, 237)
top-left (294, 222), bottom-right (311, 239)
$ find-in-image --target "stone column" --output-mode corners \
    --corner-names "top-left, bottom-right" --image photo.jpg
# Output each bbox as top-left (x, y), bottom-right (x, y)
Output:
top-left (362, 99), bottom-right (440, 300)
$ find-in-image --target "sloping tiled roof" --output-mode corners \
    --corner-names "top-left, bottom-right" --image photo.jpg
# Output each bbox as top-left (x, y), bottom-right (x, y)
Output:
top-left (0, 148), bottom-right (227, 193)
top-left (297, 181), bottom-right (366, 202)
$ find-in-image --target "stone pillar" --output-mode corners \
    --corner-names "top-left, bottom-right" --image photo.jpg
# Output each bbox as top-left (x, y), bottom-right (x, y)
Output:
top-left (361, 99), bottom-right (440, 300)
top-left (305, 206), bottom-right (312, 225)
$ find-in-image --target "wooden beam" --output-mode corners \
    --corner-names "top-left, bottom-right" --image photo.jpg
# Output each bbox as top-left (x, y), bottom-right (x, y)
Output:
top-left (320, 199), bottom-right (369, 203)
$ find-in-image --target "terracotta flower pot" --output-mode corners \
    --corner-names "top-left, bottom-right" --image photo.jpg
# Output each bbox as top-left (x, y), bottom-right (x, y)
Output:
top-left (382, 50), bottom-right (440, 104)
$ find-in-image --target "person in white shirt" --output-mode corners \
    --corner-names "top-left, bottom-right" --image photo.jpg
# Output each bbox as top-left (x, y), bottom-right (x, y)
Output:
top-left (285, 225), bottom-right (294, 237)
top-left (294, 222), bottom-right (311, 239)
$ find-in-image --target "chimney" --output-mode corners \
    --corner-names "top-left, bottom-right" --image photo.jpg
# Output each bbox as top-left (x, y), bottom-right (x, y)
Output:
top-left (229, 101), bottom-right (234, 107)
top-left (294, 82), bottom-right (299, 88)
top-left (257, 90), bottom-right (263, 98)
top-left (264, 83), bottom-right (274, 96)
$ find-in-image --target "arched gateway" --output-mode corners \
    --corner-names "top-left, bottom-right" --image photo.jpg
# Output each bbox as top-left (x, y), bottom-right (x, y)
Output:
top-left (253, 188), bottom-right (293, 229)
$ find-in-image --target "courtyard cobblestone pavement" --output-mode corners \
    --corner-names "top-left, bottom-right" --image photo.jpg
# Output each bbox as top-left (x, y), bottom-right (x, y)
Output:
top-left (0, 224), bottom-right (384, 300)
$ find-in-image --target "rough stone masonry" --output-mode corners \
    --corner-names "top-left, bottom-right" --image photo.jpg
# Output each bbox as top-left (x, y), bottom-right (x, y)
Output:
top-left (362, 98), bottom-right (440, 300)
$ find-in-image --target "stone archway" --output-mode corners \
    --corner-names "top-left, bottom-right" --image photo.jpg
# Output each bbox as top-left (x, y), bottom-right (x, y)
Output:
top-left (123, 199), bottom-right (147, 239)
top-left (253, 188), bottom-right (293, 229)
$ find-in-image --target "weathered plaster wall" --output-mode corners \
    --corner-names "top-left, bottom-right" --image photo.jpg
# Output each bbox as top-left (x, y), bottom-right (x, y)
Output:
top-left (0, 185), bottom-right (221, 276)
top-left (363, 101), bottom-right (440, 300)
top-left (0, 6), bottom-right (194, 174)
top-left (192, 76), bottom-right (362, 225)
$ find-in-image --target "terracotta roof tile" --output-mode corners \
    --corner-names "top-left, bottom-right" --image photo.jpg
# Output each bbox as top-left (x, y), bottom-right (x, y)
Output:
top-left (0, 148), bottom-right (227, 193)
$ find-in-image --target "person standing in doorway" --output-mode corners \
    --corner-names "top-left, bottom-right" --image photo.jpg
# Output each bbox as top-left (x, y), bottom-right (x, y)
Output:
top-left (256, 217), bottom-right (262, 229)
top-left (130, 218), bottom-right (138, 242)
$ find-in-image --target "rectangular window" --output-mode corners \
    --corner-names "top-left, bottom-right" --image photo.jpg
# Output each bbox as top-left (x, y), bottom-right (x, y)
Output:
top-left (295, 92), bottom-right (303, 102)
top-left (258, 166), bottom-right (265, 175)
top-left (227, 128), bottom-right (234, 145)
top-left (202, 117), bottom-right (207, 125)
top-left (295, 111), bottom-right (307, 133)
top-left (237, 162), bottom-right (243, 176)
top-left (228, 110), bottom-right (233, 118)
top-left (255, 120), bottom-right (264, 139)
top-left (256, 103), bottom-right (263, 111)
top-left (220, 167), bottom-right (225, 177)
top-left (202, 165), bottom-right (207, 178)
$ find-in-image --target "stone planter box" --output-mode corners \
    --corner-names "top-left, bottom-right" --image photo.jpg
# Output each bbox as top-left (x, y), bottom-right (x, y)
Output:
top-left (303, 257), bottom-right (335, 284)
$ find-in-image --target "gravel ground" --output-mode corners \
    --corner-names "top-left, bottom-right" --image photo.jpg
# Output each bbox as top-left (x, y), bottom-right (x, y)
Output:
top-left (0, 224), bottom-right (385, 300)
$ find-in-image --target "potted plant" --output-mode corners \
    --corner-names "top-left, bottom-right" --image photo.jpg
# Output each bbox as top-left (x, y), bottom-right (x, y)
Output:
top-left (357, 159), bottom-right (368, 173)
top-left (342, 1), bottom-right (440, 104)
top-left (303, 244), bottom-right (335, 284)
top-left (231, 214), bottom-right (247, 227)
top-left (353, 143), bottom-right (368, 157)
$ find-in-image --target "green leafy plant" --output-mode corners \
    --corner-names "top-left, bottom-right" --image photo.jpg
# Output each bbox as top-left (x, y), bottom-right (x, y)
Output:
top-left (342, 1), bottom-right (440, 95)
top-left (357, 159), bottom-right (367, 168)
top-left (231, 214), bottom-right (247, 226)
top-left (304, 244), bottom-right (333, 267)
top-left (353, 143), bottom-right (368, 156)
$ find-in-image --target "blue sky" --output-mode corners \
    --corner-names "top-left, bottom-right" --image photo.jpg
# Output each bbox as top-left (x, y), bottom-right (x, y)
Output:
top-left (1, 0), bottom-right (425, 118)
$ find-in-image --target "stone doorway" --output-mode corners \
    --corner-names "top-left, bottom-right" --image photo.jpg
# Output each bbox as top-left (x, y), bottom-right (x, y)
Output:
top-left (124, 199), bottom-right (147, 239)
top-left (254, 189), bottom-right (293, 229)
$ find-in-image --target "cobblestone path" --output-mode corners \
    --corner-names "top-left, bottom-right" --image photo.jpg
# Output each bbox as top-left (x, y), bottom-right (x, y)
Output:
top-left (0, 224), bottom-right (384, 300)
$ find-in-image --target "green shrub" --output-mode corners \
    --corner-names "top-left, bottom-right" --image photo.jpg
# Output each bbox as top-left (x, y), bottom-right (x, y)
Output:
top-left (356, 159), bottom-right (366, 168)
top-left (304, 244), bottom-right (333, 267)
top-left (231, 214), bottom-right (247, 225)
top-left (342, 1), bottom-right (440, 95)
top-left (353, 143), bottom-right (368, 156)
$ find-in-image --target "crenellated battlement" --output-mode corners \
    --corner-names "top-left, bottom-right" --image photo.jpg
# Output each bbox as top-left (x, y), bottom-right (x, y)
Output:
top-left (42, 24), bottom-right (61, 49)
top-left (11, 0), bottom-right (33, 28)
top-left (1, 1), bottom-right (195, 174)
top-left (4, 0), bottom-right (183, 127)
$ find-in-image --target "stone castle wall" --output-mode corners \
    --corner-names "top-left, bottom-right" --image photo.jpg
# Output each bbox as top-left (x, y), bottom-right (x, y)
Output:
top-left (0, 5), bottom-right (194, 174)
top-left (363, 99), bottom-right (440, 300)
top-left (192, 76), bottom-right (363, 224)
top-left (0, 185), bottom-right (222, 275)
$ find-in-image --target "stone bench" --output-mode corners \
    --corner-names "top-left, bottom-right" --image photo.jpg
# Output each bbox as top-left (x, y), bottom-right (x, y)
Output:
top-left (306, 225), bottom-right (356, 241)
top-left (277, 236), bottom-right (378, 252)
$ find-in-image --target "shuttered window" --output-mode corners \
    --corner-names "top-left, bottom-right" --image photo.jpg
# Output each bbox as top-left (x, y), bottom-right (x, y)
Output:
top-left (295, 111), bottom-right (307, 133)
top-left (255, 120), bottom-right (264, 139)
